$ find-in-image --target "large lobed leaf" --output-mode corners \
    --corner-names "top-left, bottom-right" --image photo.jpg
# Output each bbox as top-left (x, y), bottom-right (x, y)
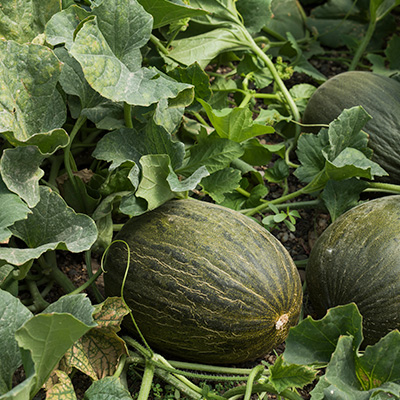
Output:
top-left (0, 0), bottom-right (61, 43)
top-left (283, 303), bottom-right (400, 398)
top-left (0, 187), bottom-right (97, 266)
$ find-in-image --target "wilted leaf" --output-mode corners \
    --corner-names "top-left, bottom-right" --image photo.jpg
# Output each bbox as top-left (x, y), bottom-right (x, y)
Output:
top-left (62, 298), bottom-right (129, 380)
top-left (45, 370), bottom-right (76, 400)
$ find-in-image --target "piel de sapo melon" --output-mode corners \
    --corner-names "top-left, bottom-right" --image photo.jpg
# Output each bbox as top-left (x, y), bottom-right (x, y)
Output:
top-left (306, 195), bottom-right (400, 346)
top-left (104, 198), bottom-right (303, 364)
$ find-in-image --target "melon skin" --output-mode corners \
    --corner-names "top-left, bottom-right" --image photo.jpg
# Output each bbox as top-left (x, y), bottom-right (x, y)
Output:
top-left (302, 71), bottom-right (400, 183)
top-left (104, 198), bottom-right (303, 364)
top-left (306, 195), bottom-right (400, 346)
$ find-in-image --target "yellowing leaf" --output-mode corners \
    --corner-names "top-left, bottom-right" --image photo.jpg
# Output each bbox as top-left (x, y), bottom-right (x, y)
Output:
top-left (61, 297), bottom-right (130, 380)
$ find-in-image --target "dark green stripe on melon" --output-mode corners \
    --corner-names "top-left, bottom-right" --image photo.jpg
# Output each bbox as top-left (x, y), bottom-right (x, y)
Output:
top-left (303, 71), bottom-right (400, 183)
top-left (104, 199), bottom-right (303, 364)
top-left (306, 195), bottom-right (400, 346)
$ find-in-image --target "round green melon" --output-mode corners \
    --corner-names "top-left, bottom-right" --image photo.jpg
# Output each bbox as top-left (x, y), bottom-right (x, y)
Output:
top-left (104, 199), bottom-right (303, 364)
top-left (303, 71), bottom-right (400, 183)
top-left (306, 195), bottom-right (400, 346)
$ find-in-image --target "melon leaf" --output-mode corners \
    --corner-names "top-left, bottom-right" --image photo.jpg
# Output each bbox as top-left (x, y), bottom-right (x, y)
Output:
top-left (0, 187), bottom-right (98, 266)
top-left (283, 303), bottom-right (363, 366)
top-left (137, 0), bottom-right (208, 29)
top-left (0, 289), bottom-right (33, 395)
top-left (0, 41), bottom-right (68, 155)
top-left (0, 146), bottom-right (44, 208)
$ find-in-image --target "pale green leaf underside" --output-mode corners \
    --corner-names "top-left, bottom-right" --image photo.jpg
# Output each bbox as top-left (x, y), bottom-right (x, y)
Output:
top-left (0, 178), bottom-right (31, 243)
top-left (138, 0), bottom-right (208, 28)
top-left (0, 146), bottom-right (44, 208)
top-left (70, 18), bottom-right (194, 107)
top-left (0, 187), bottom-right (98, 265)
top-left (136, 154), bottom-right (175, 210)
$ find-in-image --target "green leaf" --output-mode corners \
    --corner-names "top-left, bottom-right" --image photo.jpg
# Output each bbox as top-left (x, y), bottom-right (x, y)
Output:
top-left (200, 168), bottom-right (242, 203)
top-left (295, 107), bottom-right (381, 186)
top-left (93, 124), bottom-right (185, 171)
top-left (265, 0), bottom-right (306, 39)
top-left (178, 136), bottom-right (244, 176)
top-left (314, 335), bottom-right (365, 399)
top-left (386, 34), bottom-right (400, 69)
top-left (90, 0), bottom-right (153, 72)
top-left (168, 27), bottom-right (248, 68)
top-left (137, 0), bottom-right (208, 29)
top-left (236, 54), bottom-right (273, 89)
top-left (0, 289), bottom-right (33, 395)
top-left (0, 187), bottom-right (98, 265)
top-left (321, 179), bottom-right (368, 222)
top-left (294, 129), bottom-right (329, 183)
top-left (45, 5), bottom-right (91, 50)
top-left (0, 178), bottom-right (31, 243)
top-left (264, 159), bottom-right (290, 183)
top-left (0, 146), bottom-right (44, 208)
top-left (14, 302), bottom-right (96, 397)
top-left (269, 355), bottom-right (318, 393)
top-left (198, 100), bottom-right (274, 142)
top-left (54, 47), bottom-right (105, 117)
top-left (0, 0), bottom-right (61, 43)
top-left (325, 148), bottom-right (388, 180)
top-left (283, 303), bottom-right (363, 366)
top-left (84, 376), bottom-right (132, 400)
top-left (236, 0), bottom-right (273, 34)
top-left (135, 154), bottom-right (175, 210)
top-left (168, 63), bottom-right (212, 106)
top-left (324, 107), bottom-right (372, 161)
top-left (370, 0), bottom-right (400, 21)
top-left (356, 330), bottom-right (400, 391)
top-left (70, 18), bottom-right (194, 107)
top-left (43, 294), bottom-right (96, 327)
top-left (167, 166), bottom-right (210, 192)
top-left (0, 41), bottom-right (68, 154)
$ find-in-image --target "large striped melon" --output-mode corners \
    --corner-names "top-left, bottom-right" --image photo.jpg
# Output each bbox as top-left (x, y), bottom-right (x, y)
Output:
top-left (306, 195), bottom-right (400, 346)
top-left (104, 199), bottom-right (303, 364)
